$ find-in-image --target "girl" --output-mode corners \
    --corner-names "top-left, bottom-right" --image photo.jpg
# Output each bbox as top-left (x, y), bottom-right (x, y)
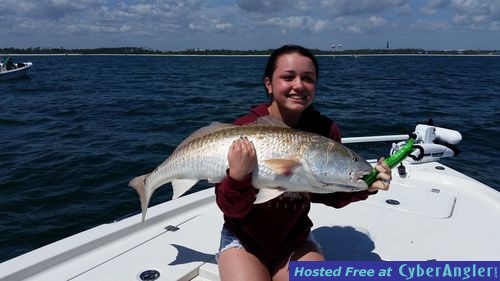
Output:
top-left (216, 45), bottom-right (391, 281)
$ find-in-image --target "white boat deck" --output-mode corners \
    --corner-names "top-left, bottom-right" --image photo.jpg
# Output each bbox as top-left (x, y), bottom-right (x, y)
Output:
top-left (1, 161), bottom-right (499, 281)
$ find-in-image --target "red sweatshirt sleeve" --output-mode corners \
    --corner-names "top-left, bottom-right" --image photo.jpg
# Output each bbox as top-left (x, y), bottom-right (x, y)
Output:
top-left (215, 172), bottom-right (257, 218)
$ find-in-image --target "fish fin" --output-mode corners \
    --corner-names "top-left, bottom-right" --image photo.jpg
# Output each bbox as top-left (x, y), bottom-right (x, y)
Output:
top-left (244, 116), bottom-right (289, 128)
top-left (129, 174), bottom-right (150, 223)
top-left (174, 122), bottom-right (236, 152)
top-left (174, 116), bottom-right (287, 152)
top-left (264, 158), bottom-right (301, 176)
top-left (254, 188), bottom-right (285, 204)
top-left (172, 179), bottom-right (199, 199)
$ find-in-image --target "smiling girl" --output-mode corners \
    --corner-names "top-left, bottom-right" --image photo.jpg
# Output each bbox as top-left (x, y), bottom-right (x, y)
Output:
top-left (215, 45), bottom-right (392, 281)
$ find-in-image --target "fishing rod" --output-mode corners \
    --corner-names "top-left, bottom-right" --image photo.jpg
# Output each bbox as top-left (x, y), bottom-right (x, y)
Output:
top-left (362, 135), bottom-right (417, 186)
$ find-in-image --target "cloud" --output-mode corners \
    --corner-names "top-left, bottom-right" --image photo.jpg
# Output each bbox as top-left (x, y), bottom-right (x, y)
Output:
top-left (319, 0), bottom-right (411, 17)
top-left (236, 0), bottom-right (298, 14)
top-left (189, 21), bottom-right (234, 32)
top-left (413, 19), bottom-right (451, 32)
top-left (0, 0), bottom-right (206, 36)
top-left (66, 23), bottom-right (132, 34)
top-left (368, 16), bottom-right (387, 27)
top-left (0, 0), bottom-right (101, 20)
top-left (420, 0), bottom-right (499, 31)
top-left (236, 0), bottom-right (397, 35)
top-left (1, 0), bottom-right (499, 49)
top-left (258, 16), bottom-right (329, 34)
top-left (236, 0), bottom-right (411, 17)
top-left (450, 0), bottom-right (500, 30)
top-left (334, 16), bottom-right (388, 34)
top-left (421, 0), bottom-right (451, 15)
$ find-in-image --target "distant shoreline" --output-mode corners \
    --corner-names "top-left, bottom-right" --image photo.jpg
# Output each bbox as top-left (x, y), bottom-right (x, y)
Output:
top-left (2, 47), bottom-right (499, 57)
top-left (2, 53), bottom-right (500, 57)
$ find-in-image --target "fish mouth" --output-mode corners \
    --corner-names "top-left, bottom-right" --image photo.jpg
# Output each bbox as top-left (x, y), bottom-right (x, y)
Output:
top-left (312, 170), bottom-right (370, 192)
top-left (350, 170), bottom-right (371, 184)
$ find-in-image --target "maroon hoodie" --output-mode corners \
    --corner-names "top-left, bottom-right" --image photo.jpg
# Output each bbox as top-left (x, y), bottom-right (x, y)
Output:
top-left (215, 103), bottom-right (375, 264)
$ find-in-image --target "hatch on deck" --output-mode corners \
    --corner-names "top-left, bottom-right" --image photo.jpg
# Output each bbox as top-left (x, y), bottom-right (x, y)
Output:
top-left (364, 183), bottom-right (456, 218)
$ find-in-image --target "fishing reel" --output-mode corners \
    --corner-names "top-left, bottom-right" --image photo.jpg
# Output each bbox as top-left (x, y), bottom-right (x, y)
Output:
top-left (391, 124), bottom-right (462, 164)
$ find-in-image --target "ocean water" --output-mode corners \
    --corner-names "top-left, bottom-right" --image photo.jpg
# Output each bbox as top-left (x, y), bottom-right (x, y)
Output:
top-left (0, 55), bottom-right (499, 263)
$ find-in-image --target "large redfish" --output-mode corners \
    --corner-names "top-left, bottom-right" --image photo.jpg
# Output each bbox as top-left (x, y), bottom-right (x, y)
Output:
top-left (130, 116), bottom-right (372, 221)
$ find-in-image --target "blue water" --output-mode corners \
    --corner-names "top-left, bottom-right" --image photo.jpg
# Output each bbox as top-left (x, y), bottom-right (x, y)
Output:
top-left (1, 55), bottom-right (499, 262)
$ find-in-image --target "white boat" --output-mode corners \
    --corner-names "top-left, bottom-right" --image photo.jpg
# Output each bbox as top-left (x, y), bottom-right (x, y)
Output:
top-left (0, 62), bottom-right (33, 81)
top-left (0, 124), bottom-right (499, 281)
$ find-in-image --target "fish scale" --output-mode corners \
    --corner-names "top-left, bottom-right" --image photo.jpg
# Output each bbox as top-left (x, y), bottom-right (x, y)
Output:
top-left (129, 116), bottom-right (372, 222)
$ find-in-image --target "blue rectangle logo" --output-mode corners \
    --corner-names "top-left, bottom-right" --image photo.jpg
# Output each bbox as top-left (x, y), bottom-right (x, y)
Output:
top-left (290, 261), bottom-right (499, 281)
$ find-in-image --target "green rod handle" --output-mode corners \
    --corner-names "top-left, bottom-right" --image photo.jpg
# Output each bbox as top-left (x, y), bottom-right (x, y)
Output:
top-left (362, 138), bottom-right (415, 186)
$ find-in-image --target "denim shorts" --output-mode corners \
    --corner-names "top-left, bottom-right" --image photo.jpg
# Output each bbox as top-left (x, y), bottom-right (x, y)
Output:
top-left (216, 227), bottom-right (243, 261)
top-left (216, 226), bottom-right (321, 262)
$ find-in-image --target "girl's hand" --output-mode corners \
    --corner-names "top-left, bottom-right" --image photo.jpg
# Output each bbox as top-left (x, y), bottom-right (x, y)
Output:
top-left (367, 157), bottom-right (392, 192)
top-left (227, 137), bottom-right (257, 181)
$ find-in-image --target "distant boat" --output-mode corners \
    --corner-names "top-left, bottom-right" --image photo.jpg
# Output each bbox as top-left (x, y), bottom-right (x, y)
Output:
top-left (0, 62), bottom-right (33, 81)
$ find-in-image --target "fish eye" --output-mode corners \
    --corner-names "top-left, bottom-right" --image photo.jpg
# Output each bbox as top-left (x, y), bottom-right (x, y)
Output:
top-left (352, 156), bottom-right (358, 161)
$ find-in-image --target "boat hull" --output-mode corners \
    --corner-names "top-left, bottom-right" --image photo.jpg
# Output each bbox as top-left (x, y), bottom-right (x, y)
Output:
top-left (0, 62), bottom-right (32, 81)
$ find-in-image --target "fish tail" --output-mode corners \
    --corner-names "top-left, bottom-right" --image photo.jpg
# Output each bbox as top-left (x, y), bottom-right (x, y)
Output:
top-left (129, 174), bottom-right (151, 223)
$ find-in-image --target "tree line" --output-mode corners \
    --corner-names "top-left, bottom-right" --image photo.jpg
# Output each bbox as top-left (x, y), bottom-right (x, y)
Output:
top-left (1, 46), bottom-right (498, 56)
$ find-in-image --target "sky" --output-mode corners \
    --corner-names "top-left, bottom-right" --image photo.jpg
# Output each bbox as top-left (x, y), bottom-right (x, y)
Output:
top-left (1, 0), bottom-right (499, 51)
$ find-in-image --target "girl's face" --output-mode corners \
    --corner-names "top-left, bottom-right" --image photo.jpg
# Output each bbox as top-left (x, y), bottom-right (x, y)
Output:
top-left (265, 53), bottom-right (317, 114)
